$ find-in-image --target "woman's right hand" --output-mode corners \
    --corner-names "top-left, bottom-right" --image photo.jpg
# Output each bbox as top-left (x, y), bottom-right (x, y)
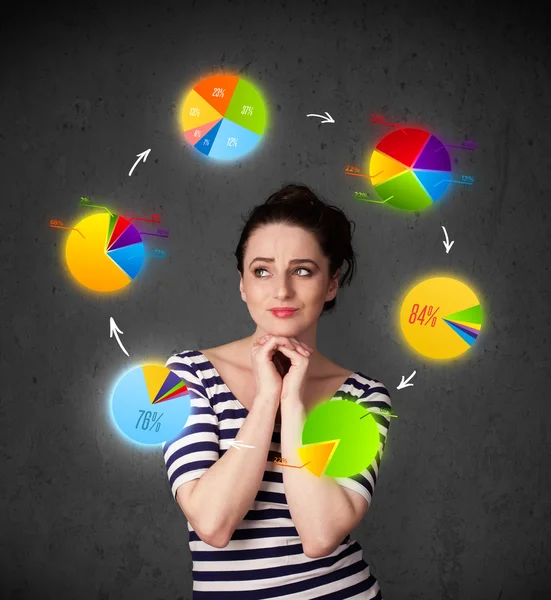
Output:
top-left (251, 335), bottom-right (288, 404)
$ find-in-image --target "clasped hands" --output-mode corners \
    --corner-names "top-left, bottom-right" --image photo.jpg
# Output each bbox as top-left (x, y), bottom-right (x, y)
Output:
top-left (256, 334), bottom-right (313, 401)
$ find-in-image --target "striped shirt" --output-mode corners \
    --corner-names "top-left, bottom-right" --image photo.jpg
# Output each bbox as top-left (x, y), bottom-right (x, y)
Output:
top-left (162, 350), bottom-right (392, 599)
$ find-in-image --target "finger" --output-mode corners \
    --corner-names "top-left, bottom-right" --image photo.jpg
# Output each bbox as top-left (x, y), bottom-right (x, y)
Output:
top-left (264, 336), bottom-right (295, 349)
top-left (287, 340), bottom-right (310, 355)
top-left (256, 335), bottom-right (276, 347)
top-left (283, 339), bottom-right (310, 356)
top-left (261, 337), bottom-right (312, 355)
top-left (291, 338), bottom-right (313, 352)
top-left (262, 336), bottom-right (287, 351)
top-left (277, 344), bottom-right (310, 357)
top-left (264, 338), bottom-right (294, 361)
top-left (253, 337), bottom-right (278, 358)
top-left (253, 336), bottom-right (272, 351)
top-left (280, 343), bottom-right (307, 356)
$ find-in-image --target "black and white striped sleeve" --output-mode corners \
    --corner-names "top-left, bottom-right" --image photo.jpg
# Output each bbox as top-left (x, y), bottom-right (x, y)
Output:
top-left (334, 374), bottom-right (392, 506)
top-left (161, 351), bottom-right (220, 501)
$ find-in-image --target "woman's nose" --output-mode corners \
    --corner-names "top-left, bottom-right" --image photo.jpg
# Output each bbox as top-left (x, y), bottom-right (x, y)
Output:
top-left (273, 275), bottom-right (293, 297)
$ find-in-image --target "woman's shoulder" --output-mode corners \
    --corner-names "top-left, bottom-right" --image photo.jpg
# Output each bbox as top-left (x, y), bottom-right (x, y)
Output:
top-left (166, 341), bottom-right (247, 380)
top-left (200, 340), bottom-right (249, 370)
top-left (165, 349), bottom-right (217, 382)
top-left (349, 369), bottom-right (392, 407)
top-left (165, 348), bottom-right (204, 366)
top-left (320, 356), bottom-right (391, 403)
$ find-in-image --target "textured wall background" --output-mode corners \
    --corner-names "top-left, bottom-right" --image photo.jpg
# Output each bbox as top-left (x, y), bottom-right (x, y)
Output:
top-left (2, 1), bottom-right (550, 599)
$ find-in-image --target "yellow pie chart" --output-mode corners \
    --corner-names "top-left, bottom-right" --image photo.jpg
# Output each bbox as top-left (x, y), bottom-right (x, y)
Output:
top-left (399, 276), bottom-right (483, 359)
top-left (65, 213), bottom-right (145, 292)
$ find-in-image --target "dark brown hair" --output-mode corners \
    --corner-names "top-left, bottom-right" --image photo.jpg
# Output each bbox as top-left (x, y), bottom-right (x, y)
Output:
top-left (234, 183), bottom-right (357, 314)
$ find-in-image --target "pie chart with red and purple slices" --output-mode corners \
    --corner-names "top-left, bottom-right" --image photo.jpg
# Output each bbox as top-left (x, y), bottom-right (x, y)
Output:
top-left (367, 128), bottom-right (452, 210)
top-left (179, 74), bottom-right (267, 161)
top-left (65, 213), bottom-right (145, 292)
top-left (111, 365), bottom-right (191, 445)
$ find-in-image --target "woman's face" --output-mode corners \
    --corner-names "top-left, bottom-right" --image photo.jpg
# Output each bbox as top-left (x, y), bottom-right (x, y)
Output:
top-left (239, 223), bottom-right (339, 336)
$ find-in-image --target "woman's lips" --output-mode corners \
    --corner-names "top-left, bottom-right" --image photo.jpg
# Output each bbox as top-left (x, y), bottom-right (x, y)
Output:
top-left (270, 309), bottom-right (298, 318)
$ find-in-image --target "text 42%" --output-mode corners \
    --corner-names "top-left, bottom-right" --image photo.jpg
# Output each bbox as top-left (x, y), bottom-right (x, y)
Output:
top-left (136, 410), bottom-right (163, 432)
top-left (408, 304), bottom-right (440, 327)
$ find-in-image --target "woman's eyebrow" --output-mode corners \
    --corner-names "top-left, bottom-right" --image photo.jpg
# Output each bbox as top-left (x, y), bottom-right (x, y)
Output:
top-left (249, 257), bottom-right (319, 268)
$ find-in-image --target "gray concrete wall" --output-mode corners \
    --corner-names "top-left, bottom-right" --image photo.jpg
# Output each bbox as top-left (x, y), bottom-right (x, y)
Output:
top-left (1, 1), bottom-right (550, 598)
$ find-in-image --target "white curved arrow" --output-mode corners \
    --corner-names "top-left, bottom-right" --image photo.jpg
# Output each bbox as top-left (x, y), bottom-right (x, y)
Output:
top-left (129, 149), bottom-right (151, 176)
top-left (397, 370), bottom-right (416, 390)
top-left (306, 111), bottom-right (335, 124)
top-left (109, 317), bottom-right (129, 357)
top-left (442, 225), bottom-right (455, 253)
top-left (229, 440), bottom-right (255, 450)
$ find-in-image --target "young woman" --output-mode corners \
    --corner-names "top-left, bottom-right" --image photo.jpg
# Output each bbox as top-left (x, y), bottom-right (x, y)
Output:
top-left (162, 184), bottom-right (392, 599)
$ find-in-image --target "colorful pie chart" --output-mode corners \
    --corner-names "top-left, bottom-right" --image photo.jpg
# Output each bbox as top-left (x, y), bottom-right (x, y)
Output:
top-left (111, 365), bottom-right (191, 445)
top-left (367, 128), bottom-right (452, 210)
top-left (65, 213), bottom-right (145, 292)
top-left (399, 276), bottom-right (484, 359)
top-left (179, 74), bottom-right (267, 160)
top-left (298, 400), bottom-right (380, 478)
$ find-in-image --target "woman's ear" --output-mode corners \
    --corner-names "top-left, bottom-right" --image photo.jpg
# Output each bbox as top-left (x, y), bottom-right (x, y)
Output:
top-left (239, 274), bottom-right (246, 302)
top-left (326, 268), bottom-right (340, 301)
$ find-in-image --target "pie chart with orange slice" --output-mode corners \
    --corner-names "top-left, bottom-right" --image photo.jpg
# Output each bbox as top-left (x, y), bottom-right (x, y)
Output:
top-left (179, 74), bottom-right (267, 160)
top-left (298, 400), bottom-right (380, 478)
top-left (367, 128), bottom-right (452, 210)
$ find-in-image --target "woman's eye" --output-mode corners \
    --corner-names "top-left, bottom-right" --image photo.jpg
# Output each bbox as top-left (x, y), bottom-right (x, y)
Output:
top-left (253, 267), bottom-right (311, 277)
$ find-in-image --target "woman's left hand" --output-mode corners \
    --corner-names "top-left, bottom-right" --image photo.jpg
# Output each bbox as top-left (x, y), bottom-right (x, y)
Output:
top-left (257, 335), bottom-right (313, 401)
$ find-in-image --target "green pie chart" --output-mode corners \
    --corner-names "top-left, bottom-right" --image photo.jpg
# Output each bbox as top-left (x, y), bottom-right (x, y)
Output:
top-left (298, 400), bottom-right (380, 478)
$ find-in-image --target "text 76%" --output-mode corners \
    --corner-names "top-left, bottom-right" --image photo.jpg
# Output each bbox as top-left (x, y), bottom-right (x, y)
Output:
top-left (136, 410), bottom-right (163, 432)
